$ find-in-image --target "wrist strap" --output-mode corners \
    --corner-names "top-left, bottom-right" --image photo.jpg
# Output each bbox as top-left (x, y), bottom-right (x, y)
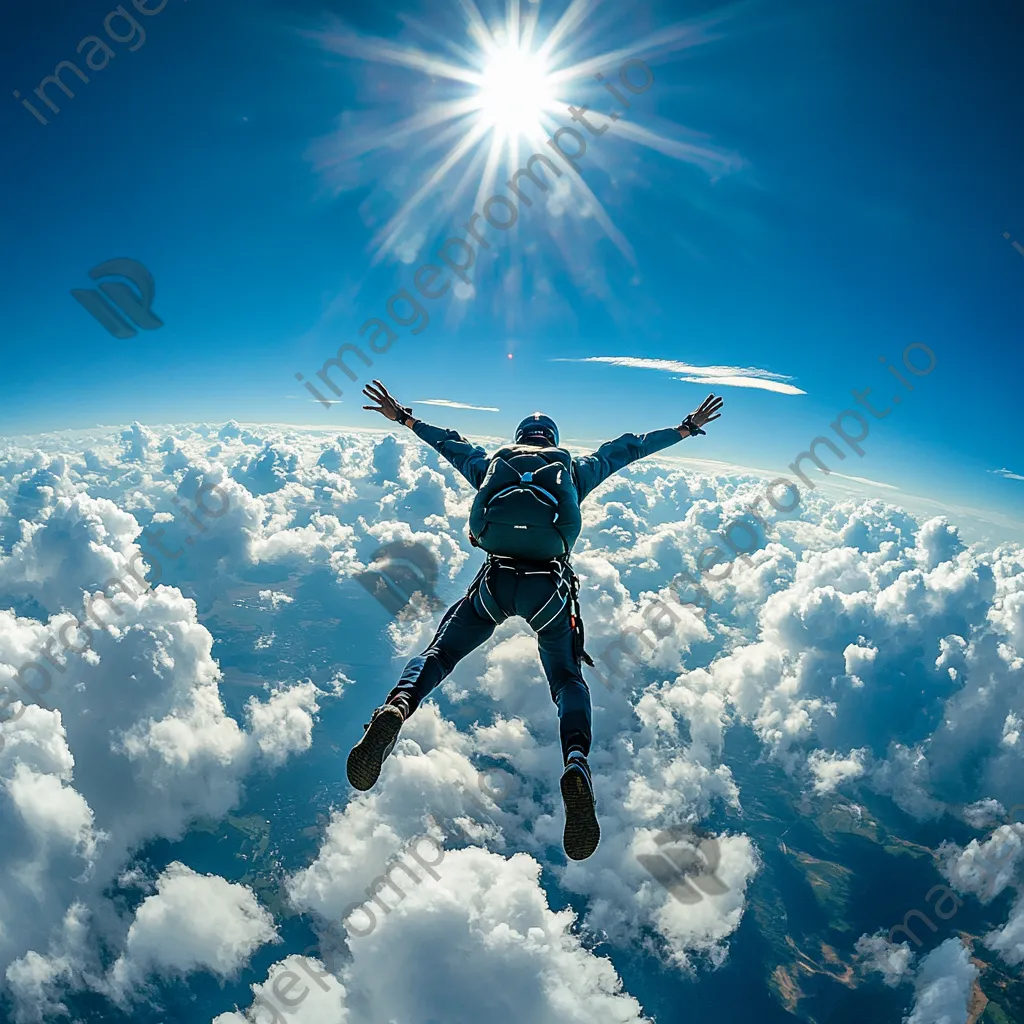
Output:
top-left (682, 414), bottom-right (706, 437)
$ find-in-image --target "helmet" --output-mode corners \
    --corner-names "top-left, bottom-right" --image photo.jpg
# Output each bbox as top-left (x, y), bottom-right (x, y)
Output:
top-left (514, 412), bottom-right (559, 447)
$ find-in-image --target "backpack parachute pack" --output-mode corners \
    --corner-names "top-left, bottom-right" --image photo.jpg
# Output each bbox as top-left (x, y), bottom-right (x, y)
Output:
top-left (468, 444), bottom-right (582, 559)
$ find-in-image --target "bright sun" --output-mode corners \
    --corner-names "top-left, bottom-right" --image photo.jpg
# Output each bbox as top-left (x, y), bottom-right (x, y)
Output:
top-left (315, 1), bottom-right (737, 264)
top-left (477, 44), bottom-right (554, 139)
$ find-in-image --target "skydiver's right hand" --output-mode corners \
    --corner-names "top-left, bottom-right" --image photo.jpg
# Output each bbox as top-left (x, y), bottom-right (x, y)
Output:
top-left (362, 380), bottom-right (412, 425)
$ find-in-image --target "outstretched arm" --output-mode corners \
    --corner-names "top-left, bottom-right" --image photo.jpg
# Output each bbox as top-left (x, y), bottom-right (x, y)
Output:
top-left (362, 380), bottom-right (490, 489)
top-left (573, 393), bottom-right (724, 502)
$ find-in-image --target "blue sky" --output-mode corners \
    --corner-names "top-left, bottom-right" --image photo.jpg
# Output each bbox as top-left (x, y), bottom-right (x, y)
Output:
top-left (2, 0), bottom-right (1022, 527)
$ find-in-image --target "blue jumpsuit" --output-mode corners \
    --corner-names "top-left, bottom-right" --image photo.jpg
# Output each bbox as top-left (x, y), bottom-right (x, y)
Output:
top-left (389, 420), bottom-right (685, 760)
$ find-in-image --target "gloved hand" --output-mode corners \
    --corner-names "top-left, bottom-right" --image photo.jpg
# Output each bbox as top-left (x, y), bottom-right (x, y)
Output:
top-left (677, 393), bottom-right (724, 438)
top-left (362, 380), bottom-right (413, 426)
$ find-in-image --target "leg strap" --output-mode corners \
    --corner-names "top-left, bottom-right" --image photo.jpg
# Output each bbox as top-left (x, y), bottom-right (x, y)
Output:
top-left (527, 559), bottom-right (571, 633)
top-left (468, 558), bottom-right (507, 623)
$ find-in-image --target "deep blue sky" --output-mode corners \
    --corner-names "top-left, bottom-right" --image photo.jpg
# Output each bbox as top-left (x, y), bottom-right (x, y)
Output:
top-left (2, 0), bottom-right (1023, 524)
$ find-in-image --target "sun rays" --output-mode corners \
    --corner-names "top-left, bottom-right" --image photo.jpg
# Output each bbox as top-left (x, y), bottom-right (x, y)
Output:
top-left (308, 0), bottom-right (741, 288)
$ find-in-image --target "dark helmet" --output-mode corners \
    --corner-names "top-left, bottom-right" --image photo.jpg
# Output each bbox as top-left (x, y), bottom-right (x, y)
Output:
top-left (515, 412), bottom-right (559, 447)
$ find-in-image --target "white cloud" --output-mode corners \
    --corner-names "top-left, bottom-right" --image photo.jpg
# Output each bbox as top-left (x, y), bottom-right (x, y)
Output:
top-left (985, 892), bottom-right (1024, 966)
top-left (938, 823), bottom-right (1024, 903)
top-left (3, 762), bottom-right (102, 856)
top-left (0, 493), bottom-right (143, 614)
top-left (291, 831), bottom-right (653, 1024)
top-left (246, 682), bottom-right (322, 766)
top-left (552, 356), bottom-right (806, 395)
top-left (121, 422), bottom-right (156, 463)
top-left (807, 747), bottom-right (869, 794)
top-left (831, 472), bottom-right (900, 490)
top-left (411, 399), bottom-right (501, 412)
top-left (108, 863), bottom-right (278, 996)
top-left (212, 955), bottom-right (349, 1024)
top-left (2, 420), bottom-right (1023, 1022)
top-left (676, 374), bottom-right (805, 395)
top-left (904, 938), bottom-right (977, 1024)
top-left (0, 431), bottom-right (334, 1020)
top-left (855, 931), bottom-right (915, 986)
top-left (962, 798), bottom-right (1005, 829)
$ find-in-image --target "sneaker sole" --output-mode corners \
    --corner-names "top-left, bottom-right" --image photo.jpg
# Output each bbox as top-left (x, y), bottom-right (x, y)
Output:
top-left (346, 706), bottom-right (404, 791)
top-left (561, 766), bottom-right (601, 861)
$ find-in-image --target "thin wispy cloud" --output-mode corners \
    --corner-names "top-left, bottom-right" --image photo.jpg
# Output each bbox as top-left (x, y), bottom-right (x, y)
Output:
top-left (412, 399), bottom-right (500, 411)
top-left (287, 395), bottom-right (341, 405)
top-left (554, 356), bottom-right (806, 395)
top-left (990, 467), bottom-right (1024, 482)
top-left (675, 374), bottom-right (804, 394)
top-left (830, 472), bottom-right (900, 490)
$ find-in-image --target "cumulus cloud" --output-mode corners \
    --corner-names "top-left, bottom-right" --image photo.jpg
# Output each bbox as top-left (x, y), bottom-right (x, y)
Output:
top-left (938, 823), bottom-right (1024, 903)
top-left (984, 893), bottom-right (1024, 966)
top-left (107, 863), bottom-right (278, 997)
top-left (807, 747), bottom-right (870, 794)
top-left (120, 422), bottom-right (156, 463)
top-left (855, 931), bottom-right (915, 986)
top-left (0, 430), bottom-right (341, 1021)
top-left (0, 492), bottom-right (143, 613)
top-left (904, 937), bottom-right (977, 1024)
top-left (246, 682), bottom-right (322, 765)
top-left (290, 824), bottom-right (653, 1024)
top-left (962, 798), bottom-right (1005, 829)
top-left (213, 955), bottom-right (349, 1024)
top-left (231, 442), bottom-right (302, 496)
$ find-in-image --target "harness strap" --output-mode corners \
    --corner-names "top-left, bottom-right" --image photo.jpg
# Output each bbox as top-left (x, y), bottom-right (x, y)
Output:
top-left (467, 555), bottom-right (593, 664)
top-left (527, 559), bottom-right (570, 632)
top-left (466, 561), bottom-right (496, 621)
top-left (568, 567), bottom-right (595, 667)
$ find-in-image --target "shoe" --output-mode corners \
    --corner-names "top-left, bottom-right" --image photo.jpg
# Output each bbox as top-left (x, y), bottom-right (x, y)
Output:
top-left (346, 695), bottom-right (410, 791)
top-left (560, 750), bottom-right (600, 861)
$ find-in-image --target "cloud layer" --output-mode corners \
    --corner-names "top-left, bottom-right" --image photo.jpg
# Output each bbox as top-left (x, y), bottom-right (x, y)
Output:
top-left (0, 420), bottom-right (1021, 1023)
